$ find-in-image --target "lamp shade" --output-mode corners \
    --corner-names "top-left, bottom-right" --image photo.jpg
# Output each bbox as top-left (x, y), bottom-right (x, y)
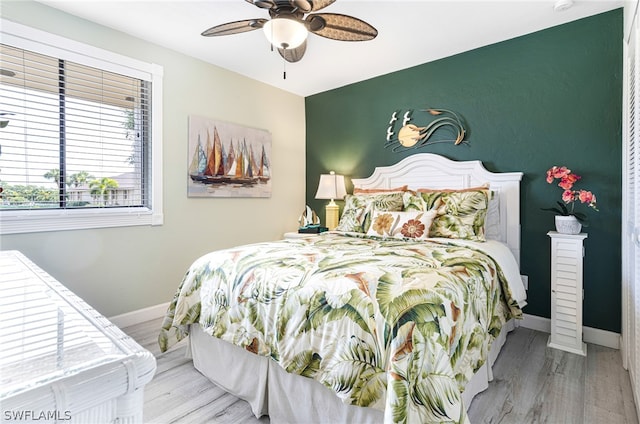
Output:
top-left (263, 17), bottom-right (308, 49)
top-left (315, 171), bottom-right (347, 200)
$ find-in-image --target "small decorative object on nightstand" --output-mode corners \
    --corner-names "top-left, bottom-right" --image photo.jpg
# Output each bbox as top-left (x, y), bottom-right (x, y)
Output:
top-left (298, 205), bottom-right (319, 228)
top-left (547, 231), bottom-right (588, 356)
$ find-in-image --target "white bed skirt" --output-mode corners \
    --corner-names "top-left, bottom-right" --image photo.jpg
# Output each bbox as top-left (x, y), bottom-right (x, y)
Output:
top-left (189, 319), bottom-right (516, 423)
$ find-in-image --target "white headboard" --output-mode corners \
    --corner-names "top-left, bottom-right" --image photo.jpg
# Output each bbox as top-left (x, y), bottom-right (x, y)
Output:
top-left (351, 153), bottom-right (523, 264)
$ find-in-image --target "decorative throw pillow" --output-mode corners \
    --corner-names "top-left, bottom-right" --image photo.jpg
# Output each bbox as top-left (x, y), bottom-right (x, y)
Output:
top-left (335, 192), bottom-right (404, 233)
top-left (418, 187), bottom-right (492, 241)
top-left (366, 209), bottom-right (437, 240)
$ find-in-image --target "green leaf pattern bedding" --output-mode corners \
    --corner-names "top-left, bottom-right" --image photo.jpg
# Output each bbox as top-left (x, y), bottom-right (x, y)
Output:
top-left (159, 233), bottom-right (524, 424)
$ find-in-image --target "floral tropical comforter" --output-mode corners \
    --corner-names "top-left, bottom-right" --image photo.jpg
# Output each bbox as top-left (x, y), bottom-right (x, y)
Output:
top-left (159, 233), bottom-right (525, 424)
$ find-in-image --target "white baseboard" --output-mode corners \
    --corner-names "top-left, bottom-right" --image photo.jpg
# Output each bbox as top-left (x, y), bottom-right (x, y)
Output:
top-left (108, 301), bottom-right (170, 329)
top-left (521, 313), bottom-right (621, 350)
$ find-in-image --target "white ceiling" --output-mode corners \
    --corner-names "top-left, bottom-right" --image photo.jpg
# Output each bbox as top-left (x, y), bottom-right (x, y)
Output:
top-left (37, 0), bottom-right (623, 97)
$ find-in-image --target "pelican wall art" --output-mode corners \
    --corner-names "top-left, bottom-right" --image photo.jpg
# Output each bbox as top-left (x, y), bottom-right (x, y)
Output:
top-left (384, 108), bottom-right (468, 152)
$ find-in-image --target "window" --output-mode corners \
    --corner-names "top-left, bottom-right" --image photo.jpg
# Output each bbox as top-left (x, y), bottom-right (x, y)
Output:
top-left (0, 20), bottom-right (163, 234)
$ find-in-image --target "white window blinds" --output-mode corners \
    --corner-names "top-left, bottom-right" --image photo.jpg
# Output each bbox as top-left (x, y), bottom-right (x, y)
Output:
top-left (0, 43), bottom-right (150, 210)
top-left (0, 19), bottom-right (163, 235)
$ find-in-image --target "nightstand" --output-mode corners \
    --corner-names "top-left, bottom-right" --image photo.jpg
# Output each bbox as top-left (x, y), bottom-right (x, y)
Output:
top-left (283, 232), bottom-right (320, 239)
top-left (547, 231), bottom-right (588, 356)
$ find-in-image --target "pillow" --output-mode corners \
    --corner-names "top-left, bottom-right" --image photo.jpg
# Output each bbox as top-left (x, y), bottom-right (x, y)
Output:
top-left (416, 185), bottom-right (489, 194)
top-left (484, 191), bottom-right (501, 241)
top-left (418, 187), bottom-right (492, 241)
top-left (402, 190), bottom-right (424, 211)
top-left (403, 185), bottom-right (490, 211)
top-left (335, 192), bottom-right (404, 233)
top-left (353, 185), bottom-right (408, 194)
top-left (366, 209), bottom-right (437, 240)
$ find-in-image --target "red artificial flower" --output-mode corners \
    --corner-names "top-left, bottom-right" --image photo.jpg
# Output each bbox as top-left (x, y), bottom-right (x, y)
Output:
top-left (546, 166), bottom-right (570, 183)
top-left (562, 190), bottom-right (575, 203)
top-left (559, 173), bottom-right (580, 190)
top-left (578, 190), bottom-right (596, 206)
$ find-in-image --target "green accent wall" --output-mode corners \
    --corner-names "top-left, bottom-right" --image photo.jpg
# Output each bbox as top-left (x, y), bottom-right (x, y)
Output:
top-left (305, 9), bottom-right (623, 332)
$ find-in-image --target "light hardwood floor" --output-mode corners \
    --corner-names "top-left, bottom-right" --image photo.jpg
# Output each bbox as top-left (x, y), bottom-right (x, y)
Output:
top-left (123, 319), bottom-right (638, 424)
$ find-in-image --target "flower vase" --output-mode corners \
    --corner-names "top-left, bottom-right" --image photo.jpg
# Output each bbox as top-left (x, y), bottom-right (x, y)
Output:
top-left (555, 215), bottom-right (582, 235)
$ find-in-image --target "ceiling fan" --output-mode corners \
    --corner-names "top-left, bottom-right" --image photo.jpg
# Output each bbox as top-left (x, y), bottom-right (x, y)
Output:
top-left (201, 0), bottom-right (378, 64)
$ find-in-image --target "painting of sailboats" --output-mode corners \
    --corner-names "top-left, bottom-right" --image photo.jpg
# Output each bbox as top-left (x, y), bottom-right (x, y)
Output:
top-left (188, 116), bottom-right (272, 198)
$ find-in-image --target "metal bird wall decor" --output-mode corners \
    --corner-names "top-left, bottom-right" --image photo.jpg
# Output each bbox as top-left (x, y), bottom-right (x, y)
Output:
top-left (384, 108), bottom-right (468, 152)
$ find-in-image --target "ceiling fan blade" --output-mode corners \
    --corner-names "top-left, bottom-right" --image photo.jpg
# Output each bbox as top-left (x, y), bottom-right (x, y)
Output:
top-left (201, 19), bottom-right (267, 37)
top-left (309, 0), bottom-right (335, 12)
top-left (278, 40), bottom-right (307, 63)
top-left (290, 0), bottom-right (312, 13)
top-left (307, 13), bottom-right (377, 41)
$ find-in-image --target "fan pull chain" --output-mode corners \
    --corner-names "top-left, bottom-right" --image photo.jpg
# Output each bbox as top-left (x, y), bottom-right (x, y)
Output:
top-left (283, 57), bottom-right (286, 80)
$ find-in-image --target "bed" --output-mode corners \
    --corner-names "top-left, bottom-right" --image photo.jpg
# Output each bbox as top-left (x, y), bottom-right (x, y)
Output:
top-left (159, 153), bottom-right (526, 424)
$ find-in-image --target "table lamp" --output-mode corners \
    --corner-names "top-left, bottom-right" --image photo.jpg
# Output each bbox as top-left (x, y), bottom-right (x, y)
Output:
top-left (314, 171), bottom-right (347, 230)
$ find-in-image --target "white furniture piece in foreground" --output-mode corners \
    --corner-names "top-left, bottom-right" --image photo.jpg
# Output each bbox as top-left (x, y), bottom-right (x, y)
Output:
top-left (547, 231), bottom-right (588, 356)
top-left (0, 250), bottom-right (156, 423)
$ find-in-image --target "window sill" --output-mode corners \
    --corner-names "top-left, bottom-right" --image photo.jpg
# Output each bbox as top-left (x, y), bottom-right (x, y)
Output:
top-left (0, 208), bottom-right (163, 235)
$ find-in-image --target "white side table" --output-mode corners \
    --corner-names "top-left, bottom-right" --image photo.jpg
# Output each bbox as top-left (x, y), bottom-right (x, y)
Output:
top-left (547, 231), bottom-right (588, 356)
top-left (0, 251), bottom-right (156, 422)
top-left (283, 232), bottom-right (321, 239)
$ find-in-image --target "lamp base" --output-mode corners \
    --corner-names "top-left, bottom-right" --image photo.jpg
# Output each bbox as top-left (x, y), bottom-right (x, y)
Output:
top-left (325, 201), bottom-right (339, 231)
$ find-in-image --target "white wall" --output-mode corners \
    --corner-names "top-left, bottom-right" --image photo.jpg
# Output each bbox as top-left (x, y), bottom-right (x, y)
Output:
top-left (0, 1), bottom-right (306, 317)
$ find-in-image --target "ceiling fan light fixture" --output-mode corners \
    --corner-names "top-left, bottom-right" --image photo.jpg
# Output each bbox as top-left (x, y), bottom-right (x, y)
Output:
top-left (203, 0), bottom-right (376, 64)
top-left (263, 17), bottom-right (308, 49)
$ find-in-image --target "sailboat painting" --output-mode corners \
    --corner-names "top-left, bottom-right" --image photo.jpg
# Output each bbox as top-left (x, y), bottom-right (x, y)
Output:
top-left (188, 115), bottom-right (272, 198)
